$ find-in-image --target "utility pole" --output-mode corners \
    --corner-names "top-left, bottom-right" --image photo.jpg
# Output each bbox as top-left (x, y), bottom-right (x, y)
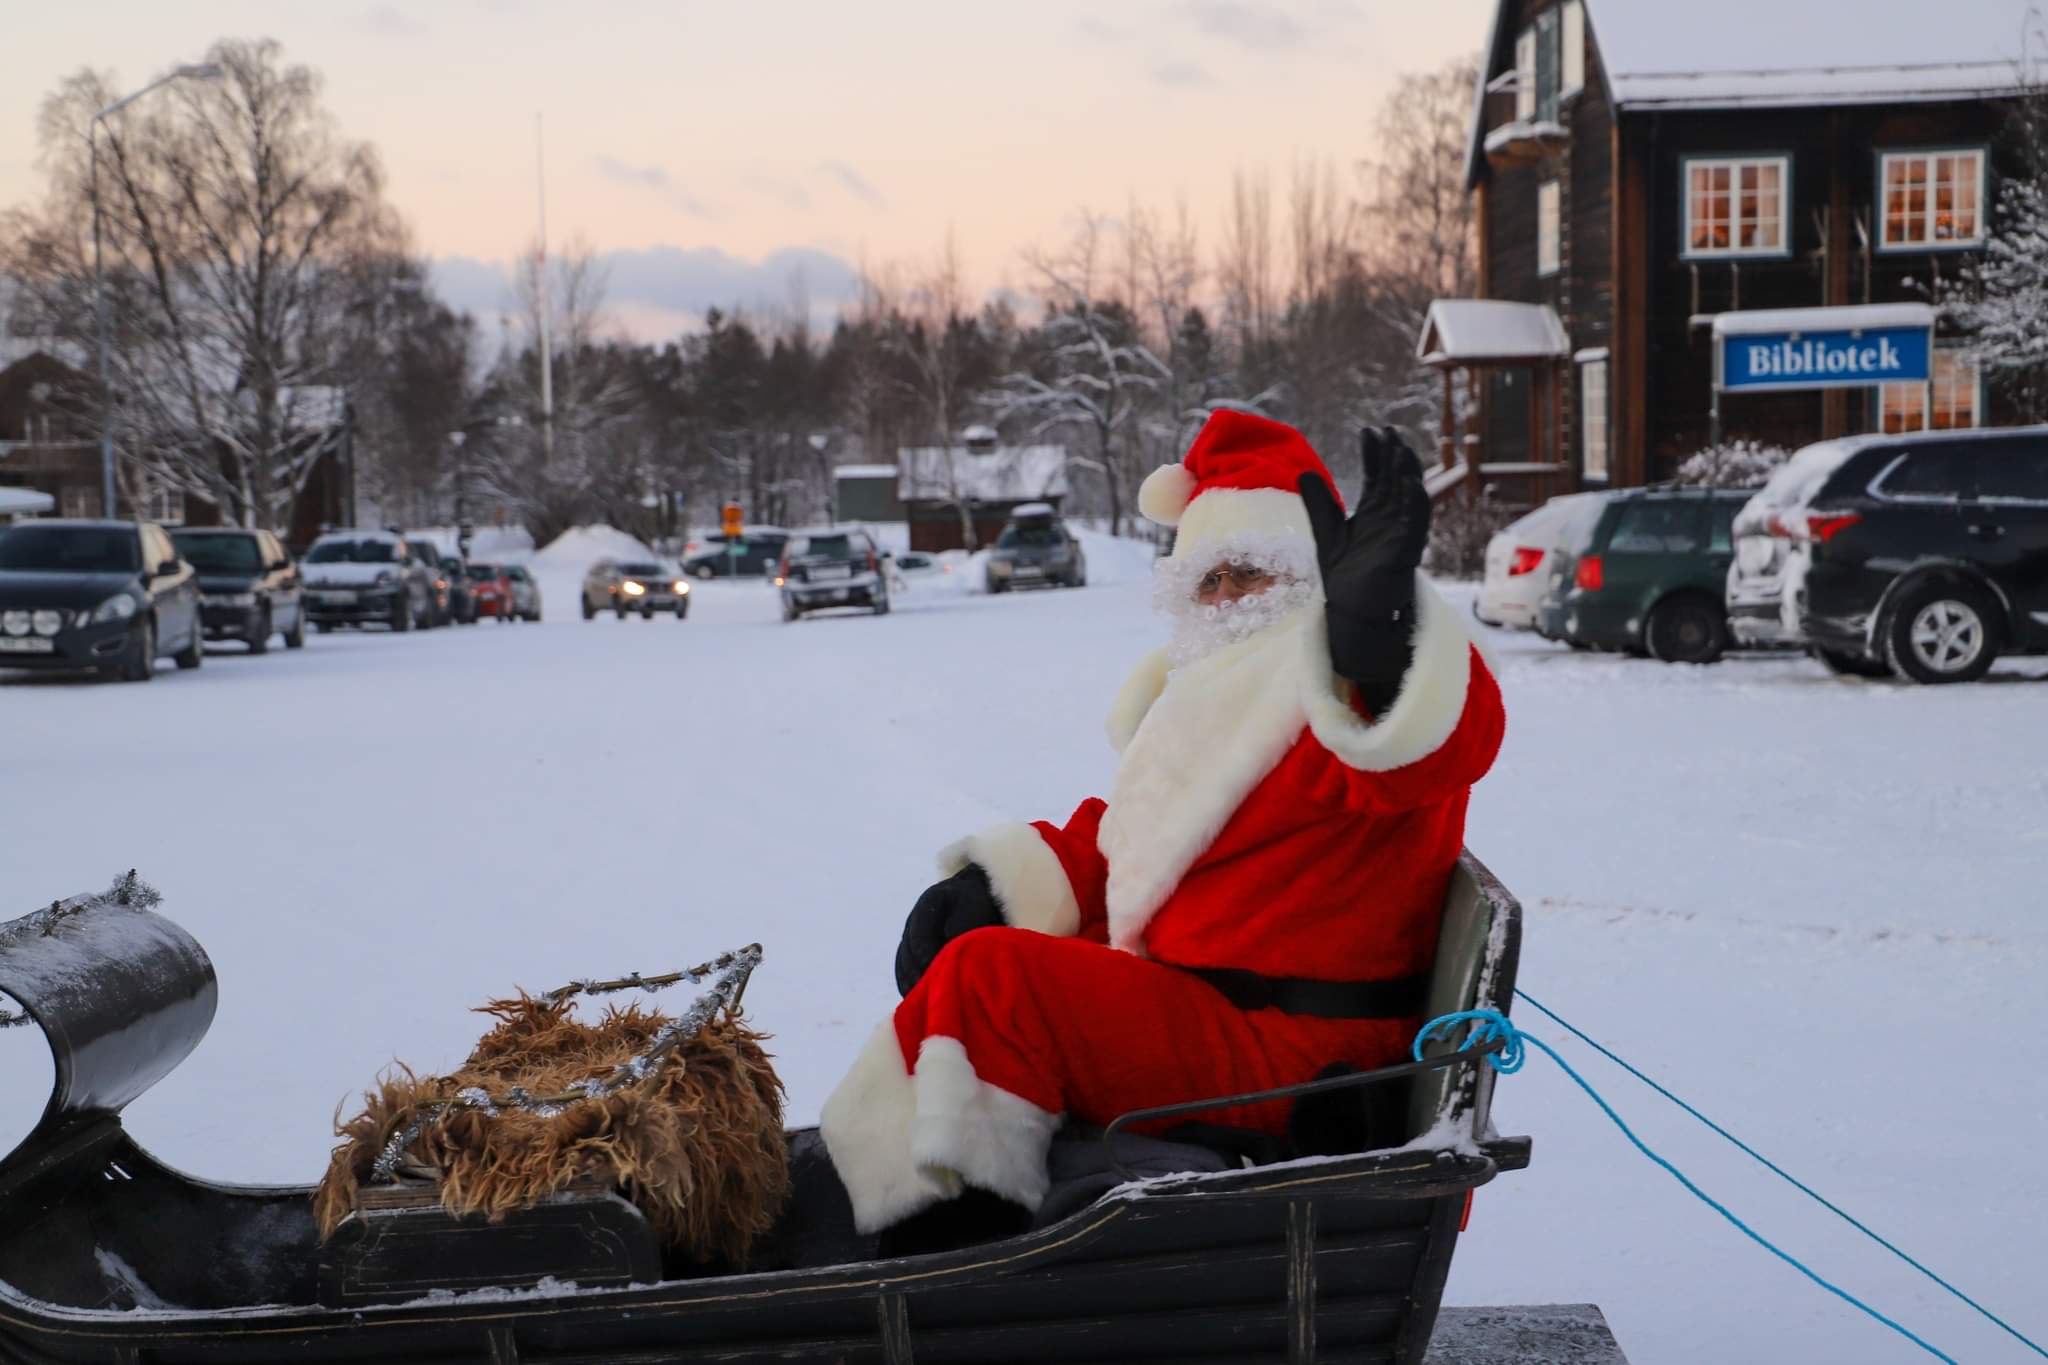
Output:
top-left (535, 113), bottom-right (555, 469)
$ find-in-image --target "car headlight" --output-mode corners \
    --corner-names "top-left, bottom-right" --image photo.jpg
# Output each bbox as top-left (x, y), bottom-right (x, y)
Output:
top-left (91, 594), bottom-right (139, 624)
top-left (622, 580), bottom-right (646, 596)
top-left (31, 610), bottom-right (64, 637)
top-left (1, 610), bottom-right (28, 636)
top-left (673, 580), bottom-right (689, 594)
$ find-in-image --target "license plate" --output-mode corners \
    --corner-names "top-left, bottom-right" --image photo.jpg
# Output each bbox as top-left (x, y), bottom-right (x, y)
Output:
top-left (319, 591), bottom-right (358, 605)
top-left (811, 564), bottom-right (850, 580)
top-left (1014, 566), bottom-right (1042, 577)
top-left (0, 637), bottom-right (54, 654)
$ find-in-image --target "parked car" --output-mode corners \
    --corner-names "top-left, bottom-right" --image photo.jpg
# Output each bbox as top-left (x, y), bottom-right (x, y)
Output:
top-left (170, 527), bottom-right (305, 653)
top-left (406, 537), bottom-right (454, 627)
top-left (302, 530), bottom-right (436, 632)
top-left (439, 555), bottom-right (478, 625)
top-left (777, 528), bottom-right (888, 620)
top-left (1474, 493), bottom-right (1610, 631)
top-left (1728, 425), bottom-right (2048, 684)
top-left (582, 559), bottom-right (690, 619)
top-left (985, 505), bottom-right (1086, 591)
top-left (887, 550), bottom-right (949, 591)
top-left (465, 563), bottom-right (517, 621)
top-left (0, 518), bottom-right (202, 682)
top-left (1534, 486), bottom-right (1751, 663)
top-left (683, 530), bottom-right (789, 579)
top-left (504, 564), bottom-right (543, 621)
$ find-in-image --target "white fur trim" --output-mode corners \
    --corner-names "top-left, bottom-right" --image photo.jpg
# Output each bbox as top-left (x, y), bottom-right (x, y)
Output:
top-left (1171, 487), bottom-right (1317, 564)
top-left (1097, 609), bottom-right (1318, 952)
top-left (819, 1022), bottom-right (961, 1233)
top-left (1299, 574), bottom-right (1474, 772)
top-left (938, 823), bottom-right (1080, 937)
top-left (1149, 531), bottom-right (1323, 611)
top-left (1138, 463), bottom-right (1197, 526)
top-left (1106, 648), bottom-right (1171, 751)
top-left (909, 1036), bottom-right (1061, 1213)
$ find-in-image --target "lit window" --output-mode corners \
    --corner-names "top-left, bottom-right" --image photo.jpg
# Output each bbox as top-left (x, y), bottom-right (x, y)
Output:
top-left (1515, 30), bottom-right (1536, 121)
top-left (1538, 181), bottom-right (1561, 277)
top-left (1562, 0), bottom-right (1585, 97)
top-left (1879, 150), bottom-right (1984, 250)
top-left (1683, 156), bottom-right (1789, 257)
top-left (1580, 358), bottom-right (1609, 481)
top-left (1879, 350), bottom-right (1979, 433)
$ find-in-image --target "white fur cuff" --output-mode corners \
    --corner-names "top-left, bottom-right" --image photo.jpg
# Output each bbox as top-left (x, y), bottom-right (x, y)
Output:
top-left (910, 1037), bottom-right (1061, 1213)
top-left (820, 1022), bottom-right (961, 1233)
top-left (938, 823), bottom-right (1081, 938)
top-left (1300, 574), bottom-right (1474, 772)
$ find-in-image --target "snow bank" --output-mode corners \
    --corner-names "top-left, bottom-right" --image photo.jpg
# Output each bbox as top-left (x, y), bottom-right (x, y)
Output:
top-left (532, 525), bottom-right (652, 570)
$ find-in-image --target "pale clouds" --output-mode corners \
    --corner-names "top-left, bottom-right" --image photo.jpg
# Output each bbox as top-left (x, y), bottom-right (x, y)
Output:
top-left (1175, 0), bottom-right (1362, 51)
top-left (590, 156), bottom-right (718, 220)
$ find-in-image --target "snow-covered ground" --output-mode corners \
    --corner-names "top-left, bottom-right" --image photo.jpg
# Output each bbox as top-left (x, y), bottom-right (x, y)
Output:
top-left (2, 528), bottom-right (2044, 1364)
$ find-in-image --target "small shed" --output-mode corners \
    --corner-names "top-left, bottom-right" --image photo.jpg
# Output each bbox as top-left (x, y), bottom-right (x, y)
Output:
top-left (1416, 300), bottom-right (1572, 504)
top-left (898, 431), bottom-right (1069, 552)
top-left (832, 464), bottom-right (903, 523)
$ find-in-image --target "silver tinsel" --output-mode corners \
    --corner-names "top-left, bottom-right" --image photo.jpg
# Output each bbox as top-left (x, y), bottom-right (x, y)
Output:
top-left (368, 945), bottom-right (762, 1185)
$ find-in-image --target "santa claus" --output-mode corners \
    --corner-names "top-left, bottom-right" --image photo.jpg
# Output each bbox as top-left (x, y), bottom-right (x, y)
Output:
top-left (820, 409), bottom-right (1504, 1238)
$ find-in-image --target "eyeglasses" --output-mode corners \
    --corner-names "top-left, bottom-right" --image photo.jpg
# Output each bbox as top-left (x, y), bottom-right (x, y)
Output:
top-left (1196, 563), bottom-right (1275, 596)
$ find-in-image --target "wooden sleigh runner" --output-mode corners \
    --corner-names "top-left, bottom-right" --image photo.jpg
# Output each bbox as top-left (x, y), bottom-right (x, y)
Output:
top-left (0, 854), bottom-right (1529, 1365)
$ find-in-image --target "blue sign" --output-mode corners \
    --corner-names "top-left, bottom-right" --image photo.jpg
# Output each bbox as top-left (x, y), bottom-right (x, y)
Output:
top-left (1720, 325), bottom-right (1931, 392)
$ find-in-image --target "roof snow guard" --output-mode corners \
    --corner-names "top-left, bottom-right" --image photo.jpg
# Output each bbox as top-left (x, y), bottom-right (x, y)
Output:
top-left (1416, 301), bottom-right (1571, 368)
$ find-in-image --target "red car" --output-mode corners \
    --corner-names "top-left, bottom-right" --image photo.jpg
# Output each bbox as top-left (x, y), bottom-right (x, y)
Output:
top-left (465, 563), bottom-right (517, 621)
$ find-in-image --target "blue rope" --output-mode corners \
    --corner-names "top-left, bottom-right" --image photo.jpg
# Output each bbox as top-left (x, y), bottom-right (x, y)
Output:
top-left (1414, 1008), bottom-right (1961, 1364)
top-left (1510, 988), bottom-right (2048, 1361)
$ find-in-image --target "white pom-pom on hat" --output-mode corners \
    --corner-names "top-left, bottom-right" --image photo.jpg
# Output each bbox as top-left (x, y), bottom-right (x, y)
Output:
top-left (1138, 462), bottom-right (1198, 527)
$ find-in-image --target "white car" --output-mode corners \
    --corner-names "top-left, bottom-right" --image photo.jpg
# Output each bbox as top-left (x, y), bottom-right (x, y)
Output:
top-left (1475, 494), bottom-right (1607, 630)
top-left (1724, 438), bottom-right (1866, 648)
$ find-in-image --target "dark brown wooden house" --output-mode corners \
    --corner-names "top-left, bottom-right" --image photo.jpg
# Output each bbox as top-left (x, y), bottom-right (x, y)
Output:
top-left (1444, 0), bottom-right (2036, 500)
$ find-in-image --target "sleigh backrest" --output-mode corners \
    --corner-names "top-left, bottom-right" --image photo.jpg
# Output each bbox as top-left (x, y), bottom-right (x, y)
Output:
top-left (1404, 850), bottom-right (1522, 1143)
top-left (0, 882), bottom-right (216, 1175)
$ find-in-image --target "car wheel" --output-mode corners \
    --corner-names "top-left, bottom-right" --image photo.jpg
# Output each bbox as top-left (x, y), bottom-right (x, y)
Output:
top-left (314, 620), bottom-right (332, 634)
top-left (173, 621), bottom-right (203, 670)
top-left (874, 594), bottom-right (891, 616)
top-left (617, 603), bottom-right (630, 619)
top-left (1645, 595), bottom-right (1727, 664)
top-left (782, 599), bottom-right (799, 623)
top-left (392, 599), bottom-right (413, 632)
top-left (1811, 646), bottom-right (1889, 679)
top-left (285, 607), bottom-right (306, 649)
top-left (249, 607), bottom-right (272, 655)
top-left (1884, 579), bottom-right (1999, 685)
top-left (694, 563), bottom-right (715, 580)
top-left (110, 619), bottom-right (155, 683)
top-left (581, 595), bottom-right (595, 620)
top-left (642, 605), bottom-right (654, 620)
top-left (675, 603), bottom-right (687, 620)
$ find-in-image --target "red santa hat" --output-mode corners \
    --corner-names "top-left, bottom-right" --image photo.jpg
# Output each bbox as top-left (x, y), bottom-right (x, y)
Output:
top-left (1138, 409), bottom-right (1342, 591)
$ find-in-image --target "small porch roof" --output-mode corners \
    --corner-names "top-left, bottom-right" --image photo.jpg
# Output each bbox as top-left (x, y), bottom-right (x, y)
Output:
top-left (1416, 300), bottom-right (1571, 368)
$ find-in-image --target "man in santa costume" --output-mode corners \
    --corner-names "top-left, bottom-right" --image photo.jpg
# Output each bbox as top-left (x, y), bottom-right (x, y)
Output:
top-left (820, 409), bottom-right (1504, 1237)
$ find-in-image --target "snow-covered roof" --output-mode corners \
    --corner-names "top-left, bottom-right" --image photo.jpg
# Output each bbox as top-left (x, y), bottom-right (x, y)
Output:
top-left (1710, 303), bottom-right (1936, 338)
top-left (0, 488), bottom-right (54, 517)
top-left (1416, 301), bottom-right (1570, 366)
top-left (833, 464), bottom-right (898, 480)
top-left (897, 444), bottom-right (1069, 503)
top-left (1589, 0), bottom-right (2038, 110)
top-left (1482, 119), bottom-right (1567, 155)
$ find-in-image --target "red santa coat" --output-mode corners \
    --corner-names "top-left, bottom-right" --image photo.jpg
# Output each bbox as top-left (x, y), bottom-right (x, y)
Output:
top-left (820, 575), bottom-right (1504, 1233)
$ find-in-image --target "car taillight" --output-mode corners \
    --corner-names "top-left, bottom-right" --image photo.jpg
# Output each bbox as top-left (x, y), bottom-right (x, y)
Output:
top-left (867, 552), bottom-right (878, 572)
top-left (1575, 555), bottom-right (1604, 592)
top-left (1508, 546), bottom-right (1544, 577)
top-left (1766, 515), bottom-right (1796, 539)
top-left (1806, 513), bottom-right (1862, 543)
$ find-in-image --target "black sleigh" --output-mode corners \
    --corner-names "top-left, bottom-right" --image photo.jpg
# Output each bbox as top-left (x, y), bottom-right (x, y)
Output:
top-left (0, 856), bottom-right (1528, 1364)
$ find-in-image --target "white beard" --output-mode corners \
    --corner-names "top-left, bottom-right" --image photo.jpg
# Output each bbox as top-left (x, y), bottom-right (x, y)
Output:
top-left (1162, 576), bottom-right (1321, 668)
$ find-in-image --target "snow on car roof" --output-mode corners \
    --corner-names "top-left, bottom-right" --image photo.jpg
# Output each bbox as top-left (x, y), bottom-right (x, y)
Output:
top-left (1010, 502), bottom-right (1057, 518)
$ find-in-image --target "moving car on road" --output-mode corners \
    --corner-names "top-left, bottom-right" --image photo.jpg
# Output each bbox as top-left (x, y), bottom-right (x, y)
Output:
top-left (1728, 425), bottom-right (2048, 684)
top-left (582, 559), bottom-right (690, 619)
top-left (777, 528), bottom-right (888, 620)
top-left (984, 504), bottom-right (1085, 591)
top-left (170, 527), bottom-right (305, 653)
top-left (0, 518), bottom-right (203, 681)
top-left (1535, 487), bottom-right (1750, 663)
top-left (302, 530), bottom-right (436, 632)
top-left (440, 555), bottom-right (477, 625)
top-left (683, 529), bottom-right (788, 579)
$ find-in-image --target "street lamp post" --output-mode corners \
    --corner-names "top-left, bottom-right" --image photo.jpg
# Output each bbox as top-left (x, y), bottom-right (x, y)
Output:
top-left (91, 61), bottom-right (223, 517)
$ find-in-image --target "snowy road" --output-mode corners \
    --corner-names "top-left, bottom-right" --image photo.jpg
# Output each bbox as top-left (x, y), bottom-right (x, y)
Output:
top-left (2, 534), bottom-right (2045, 1364)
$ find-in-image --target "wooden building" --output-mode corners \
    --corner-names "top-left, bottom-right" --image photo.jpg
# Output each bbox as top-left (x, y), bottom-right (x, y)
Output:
top-left (898, 428), bottom-right (1070, 552)
top-left (1447, 0), bottom-right (2036, 499)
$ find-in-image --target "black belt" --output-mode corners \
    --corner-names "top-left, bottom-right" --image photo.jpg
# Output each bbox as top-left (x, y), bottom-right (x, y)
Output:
top-left (1176, 964), bottom-right (1430, 1020)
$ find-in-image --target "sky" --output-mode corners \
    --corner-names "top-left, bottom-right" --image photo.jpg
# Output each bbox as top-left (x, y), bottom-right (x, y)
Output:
top-left (1, 0), bottom-right (1491, 341)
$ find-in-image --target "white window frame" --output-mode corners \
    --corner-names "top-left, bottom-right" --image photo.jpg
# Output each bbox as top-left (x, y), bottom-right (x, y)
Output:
top-left (60, 486), bottom-right (96, 519)
top-left (1681, 154), bottom-right (1792, 260)
top-left (1561, 0), bottom-right (1586, 97)
top-left (1579, 356), bottom-right (1609, 481)
top-left (1514, 29), bottom-right (1537, 121)
top-left (1878, 348), bottom-right (1982, 434)
top-left (139, 480), bottom-right (186, 526)
top-left (1537, 181), bottom-right (1562, 277)
top-left (1878, 149), bottom-right (1987, 252)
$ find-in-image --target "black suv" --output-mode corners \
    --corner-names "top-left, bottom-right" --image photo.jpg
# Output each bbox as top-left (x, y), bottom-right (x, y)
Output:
top-left (0, 519), bottom-right (203, 681)
top-left (1734, 426), bottom-right (2048, 684)
top-left (171, 527), bottom-right (306, 653)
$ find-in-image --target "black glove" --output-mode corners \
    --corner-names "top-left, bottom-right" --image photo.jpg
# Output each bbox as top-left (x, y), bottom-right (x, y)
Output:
top-left (895, 864), bottom-right (1005, 996)
top-left (1298, 426), bottom-right (1431, 715)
